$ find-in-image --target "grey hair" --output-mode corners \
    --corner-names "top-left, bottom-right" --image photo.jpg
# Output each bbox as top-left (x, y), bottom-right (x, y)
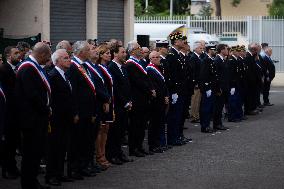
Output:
top-left (51, 49), bottom-right (67, 65)
top-left (127, 40), bottom-right (138, 53)
top-left (56, 40), bottom-right (71, 50)
top-left (193, 42), bottom-right (202, 50)
top-left (73, 41), bottom-right (88, 55)
top-left (248, 42), bottom-right (258, 52)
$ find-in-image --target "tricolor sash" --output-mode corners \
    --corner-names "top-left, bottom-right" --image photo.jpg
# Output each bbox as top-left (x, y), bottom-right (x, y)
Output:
top-left (0, 87), bottom-right (6, 103)
top-left (126, 57), bottom-right (147, 75)
top-left (146, 63), bottom-right (165, 82)
top-left (71, 59), bottom-right (96, 96)
top-left (17, 61), bottom-right (51, 95)
top-left (98, 64), bottom-right (113, 86)
top-left (85, 62), bottom-right (105, 84)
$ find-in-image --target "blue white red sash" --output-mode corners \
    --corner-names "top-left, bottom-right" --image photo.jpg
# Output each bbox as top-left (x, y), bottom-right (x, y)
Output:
top-left (85, 61), bottom-right (104, 84)
top-left (146, 63), bottom-right (165, 82)
top-left (0, 87), bottom-right (6, 103)
top-left (98, 64), bottom-right (113, 86)
top-left (71, 59), bottom-right (96, 96)
top-left (126, 57), bottom-right (147, 75)
top-left (17, 61), bottom-right (51, 95)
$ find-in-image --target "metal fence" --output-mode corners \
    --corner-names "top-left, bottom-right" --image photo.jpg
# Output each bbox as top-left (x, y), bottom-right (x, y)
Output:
top-left (136, 16), bottom-right (284, 72)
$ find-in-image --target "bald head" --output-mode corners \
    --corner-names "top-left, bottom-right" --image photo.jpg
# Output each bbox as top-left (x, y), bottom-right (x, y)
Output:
top-left (56, 40), bottom-right (72, 52)
top-left (149, 50), bottom-right (160, 65)
top-left (248, 42), bottom-right (259, 55)
top-left (32, 42), bottom-right (52, 65)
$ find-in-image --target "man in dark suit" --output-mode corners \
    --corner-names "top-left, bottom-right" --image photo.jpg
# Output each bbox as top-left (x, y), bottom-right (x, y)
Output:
top-left (126, 41), bottom-right (156, 157)
top-left (199, 45), bottom-right (218, 133)
top-left (15, 42), bottom-right (52, 189)
top-left (107, 45), bottom-right (133, 163)
top-left (68, 41), bottom-right (97, 178)
top-left (146, 51), bottom-right (169, 153)
top-left (213, 44), bottom-right (230, 131)
top-left (244, 43), bottom-right (260, 115)
top-left (45, 49), bottom-right (74, 186)
top-left (0, 84), bottom-right (6, 167)
top-left (227, 46), bottom-right (243, 122)
top-left (166, 32), bottom-right (188, 146)
top-left (262, 47), bottom-right (275, 106)
top-left (189, 42), bottom-right (204, 124)
top-left (0, 46), bottom-right (21, 179)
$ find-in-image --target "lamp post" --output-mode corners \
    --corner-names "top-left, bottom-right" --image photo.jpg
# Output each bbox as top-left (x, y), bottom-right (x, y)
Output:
top-left (170, 0), bottom-right (173, 18)
top-left (145, 0), bottom-right (148, 13)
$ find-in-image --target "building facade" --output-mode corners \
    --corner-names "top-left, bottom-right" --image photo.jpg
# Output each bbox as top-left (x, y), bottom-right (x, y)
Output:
top-left (0, 0), bottom-right (134, 46)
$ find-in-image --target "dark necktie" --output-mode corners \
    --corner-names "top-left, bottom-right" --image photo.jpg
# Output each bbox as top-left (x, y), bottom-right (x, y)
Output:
top-left (64, 72), bottom-right (72, 91)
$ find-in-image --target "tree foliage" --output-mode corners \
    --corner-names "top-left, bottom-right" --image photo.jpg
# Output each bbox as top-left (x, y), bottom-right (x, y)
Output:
top-left (269, 0), bottom-right (284, 16)
top-left (135, 0), bottom-right (191, 16)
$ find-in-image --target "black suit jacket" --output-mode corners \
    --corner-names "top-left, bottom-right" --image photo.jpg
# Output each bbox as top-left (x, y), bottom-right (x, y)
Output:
top-left (0, 85), bottom-right (5, 136)
top-left (0, 62), bottom-right (17, 117)
top-left (125, 59), bottom-right (153, 110)
top-left (15, 61), bottom-right (50, 128)
top-left (48, 68), bottom-right (73, 126)
top-left (68, 62), bottom-right (96, 119)
top-left (199, 54), bottom-right (220, 93)
top-left (147, 65), bottom-right (169, 106)
top-left (166, 48), bottom-right (187, 94)
top-left (189, 52), bottom-right (202, 86)
top-left (262, 55), bottom-right (275, 81)
top-left (214, 55), bottom-right (230, 92)
top-left (228, 56), bottom-right (240, 89)
top-left (108, 61), bottom-right (131, 112)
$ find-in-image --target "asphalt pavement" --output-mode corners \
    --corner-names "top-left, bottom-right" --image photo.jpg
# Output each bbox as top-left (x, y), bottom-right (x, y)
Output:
top-left (1, 87), bottom-right (284, 189)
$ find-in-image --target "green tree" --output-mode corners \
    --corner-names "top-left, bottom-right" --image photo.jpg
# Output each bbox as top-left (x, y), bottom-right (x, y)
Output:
top-left (269, 0), bottom-right (284, 16)
top-left (135, 0), bottom-right (191, 16)
top-left (198, 4), bottom-right (213, 17)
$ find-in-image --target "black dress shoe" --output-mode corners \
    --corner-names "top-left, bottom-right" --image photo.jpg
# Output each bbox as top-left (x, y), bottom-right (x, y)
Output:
top-left (228, 118), bottom-right (242, 122)
top-left (2, 170), bottom-right (19, 179)
top-left (215, 125), bottom-right (228, 130)
top-left (71, 172), bottom-right (84, 180)
top-left (129, 149), bottom-right (145, 157)
top-left (247, 110), bottom-right (259, 115)
top-left (264, 102), bottom-right (274, 106)
top-left (191, 119), bottom-right (200, 123)
top-left (109, 157), bottom-right (123, 165)
top-left (80, 169), bottom-right (96, 177)
top-left (38, 183), bottom-right (51, 189)
top-left (119, 154), bottom-right (134, 162)
top-left (242, 116), bottom-right (248, 120)
top-left (201, 127), bottom-right (213, 133)
top-left (46, 177), bottom-right (61, 186)
top-left (59, 176), bottom-right (74, 182)
top-left (139, 148), bottom-right (154, 155)
top-left (150, 147), bottom-right (164, 153)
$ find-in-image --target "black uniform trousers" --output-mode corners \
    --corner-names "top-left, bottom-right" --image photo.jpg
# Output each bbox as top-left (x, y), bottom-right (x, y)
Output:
top-left (21, 117), bottom-right (48, 189)
top-left (70, 117), bottom-right (93, 174)
top-left (263, 81), bottom-right (271, 104)
top-left (128, 107), bottom-right (148, 153)
top-left (148, 102), bottom-right (165, 149)
top-left (213, 91), bottom-right (228, 127)
top-left (106, 108), bottom-right (128, 159)
top-left (46, 118), bottom-right (72, 179)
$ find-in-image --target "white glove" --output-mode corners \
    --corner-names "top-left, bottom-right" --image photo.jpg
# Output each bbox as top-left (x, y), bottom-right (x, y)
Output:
top-left (171, 93), bottom-right (178, 104)
top-left (230, 88), bottom-right (235, 96)
top-left (206, 90), bottom-right (212, 98)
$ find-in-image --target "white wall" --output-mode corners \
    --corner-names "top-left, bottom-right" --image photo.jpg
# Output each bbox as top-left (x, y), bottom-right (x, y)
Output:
top-left (0, 0), bottom-right (49, 40)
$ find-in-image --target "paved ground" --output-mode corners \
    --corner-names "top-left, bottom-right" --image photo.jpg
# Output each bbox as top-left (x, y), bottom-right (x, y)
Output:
top-left (2, 87), bottom-right (284, 189)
